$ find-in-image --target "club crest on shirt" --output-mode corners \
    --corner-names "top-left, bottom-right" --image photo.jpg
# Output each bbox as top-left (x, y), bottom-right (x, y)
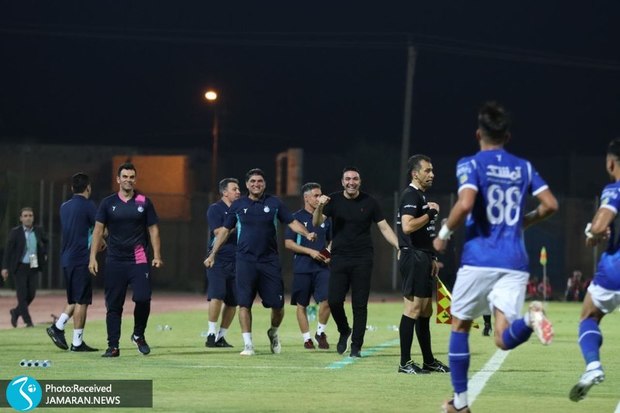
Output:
top-left (320, 223), bottom-right (325, 228)
top-left (243, 208), bottom-right (248, 214)
top-left (264, 206), bottom-right (270, 213)
top-left (137, 206), bottom-right (144, 213)
top-left (112, 206), bottom-right (116, 211)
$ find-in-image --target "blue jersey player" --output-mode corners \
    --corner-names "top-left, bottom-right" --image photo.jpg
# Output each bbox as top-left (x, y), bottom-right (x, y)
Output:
top-left (205, 168), bottom-right (316, 356)
top-left (569, 138), bottom-right (620, 402)
top-left (284, 182), bottom-right (332, 350)
top-left (434, 102), bottom-right (558, 413)
top-left (89, 162), bottom-right (163, 358)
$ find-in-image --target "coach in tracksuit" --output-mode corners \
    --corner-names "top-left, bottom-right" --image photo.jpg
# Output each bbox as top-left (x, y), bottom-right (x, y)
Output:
top-left (205, 168), bottom-right (316, 356)
top-left (89, 162), bottom-right (163, 358)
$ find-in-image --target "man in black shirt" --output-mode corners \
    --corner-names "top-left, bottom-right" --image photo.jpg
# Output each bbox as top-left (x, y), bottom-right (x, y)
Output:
top-left (397, 155), bottom-right (449, 374)
top-left (89, 162), bottom-right (163, 358)
top-left (313, 167), bottom-right (399, 357)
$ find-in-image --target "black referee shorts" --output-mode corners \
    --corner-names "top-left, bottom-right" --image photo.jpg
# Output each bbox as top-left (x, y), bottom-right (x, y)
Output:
top-left (399, 249), bottom-right (434, 298)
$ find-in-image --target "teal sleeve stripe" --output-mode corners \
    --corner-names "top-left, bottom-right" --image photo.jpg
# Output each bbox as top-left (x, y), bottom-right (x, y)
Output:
top-left (236, 214), bottom-right (242, 241)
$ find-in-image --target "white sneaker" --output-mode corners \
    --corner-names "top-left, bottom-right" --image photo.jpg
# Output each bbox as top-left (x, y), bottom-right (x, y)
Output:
top-left (240, 344), bottom-right (255, 356)
top-left (528, 301), bottom-right (554, 345)
top-left (569, 368), bottom-right (605, 402)
top-left (267, 328), bottom-right (281, 354)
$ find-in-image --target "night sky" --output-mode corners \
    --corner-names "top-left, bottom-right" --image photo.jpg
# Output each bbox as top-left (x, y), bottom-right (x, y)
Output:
top-left (1, 2), bottom-right (619, 161)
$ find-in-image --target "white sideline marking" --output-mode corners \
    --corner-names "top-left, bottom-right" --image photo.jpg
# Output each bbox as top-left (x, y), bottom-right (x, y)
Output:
top-left (183, 365), bottom-right (327, 370)
top-left (468, 349), bottom-right (511, 406)
top-left (614, 401), bottom-right (620, 413)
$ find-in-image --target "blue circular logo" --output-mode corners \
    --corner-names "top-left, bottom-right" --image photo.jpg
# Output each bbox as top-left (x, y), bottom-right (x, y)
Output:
top-left (6, 376), bottom-right (42, 411)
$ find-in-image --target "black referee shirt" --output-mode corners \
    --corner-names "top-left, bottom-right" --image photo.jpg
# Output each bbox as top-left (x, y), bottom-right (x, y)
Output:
top-left (396, 184), bottom-right (436, 253)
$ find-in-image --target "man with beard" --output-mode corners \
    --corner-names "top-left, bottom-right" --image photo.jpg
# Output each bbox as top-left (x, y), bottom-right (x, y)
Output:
top-left (89, 162), bottom-right (163, 358)
top-left (313, 167), bottom-right (399, 358)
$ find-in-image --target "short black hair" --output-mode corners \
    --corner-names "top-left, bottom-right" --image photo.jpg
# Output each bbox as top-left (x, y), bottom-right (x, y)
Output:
top-left (407, 154), bottom-right (431, 180)
top-left (607, 137), bottom-right (620, 159)
top-left (342, 166), bottom-right (360, 176)
top-left (219, 178), bottom-right (239, 194)
top-left (71, 172), bottom-right (90, 193)
top-left (478, 101), bottom-right (511, 143)
top-left (117, 162), bottom-right (136, 177)
top-left (20, 206), bottom-right (34, 215)
top-left (301, 182), bottom-right (321, 194)
top-left (245, 168), bottom-right (265, 182)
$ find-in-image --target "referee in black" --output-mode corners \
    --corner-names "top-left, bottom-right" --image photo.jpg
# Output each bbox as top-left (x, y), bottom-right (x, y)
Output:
top-left (397, 155), bottom-right (449, 374)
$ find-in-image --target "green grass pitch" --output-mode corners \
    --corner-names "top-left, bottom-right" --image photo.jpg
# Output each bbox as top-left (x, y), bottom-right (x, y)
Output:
top-left (1, 301), bottom-right (618, 412)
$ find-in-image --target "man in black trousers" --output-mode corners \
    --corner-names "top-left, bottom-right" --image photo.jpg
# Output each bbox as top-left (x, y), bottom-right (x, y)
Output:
top-left (396, 155), bottom-right (449, 375)
top-left (2, 207), bottom-right (48, 327)
top-left (313, 167), bottom-right (399, 357)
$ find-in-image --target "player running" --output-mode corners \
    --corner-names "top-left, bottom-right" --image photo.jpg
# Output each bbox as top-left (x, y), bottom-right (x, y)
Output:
top-left (569, 137), bottom-right (620, 402)
top-left (434, 101), bottom-right (558, 412)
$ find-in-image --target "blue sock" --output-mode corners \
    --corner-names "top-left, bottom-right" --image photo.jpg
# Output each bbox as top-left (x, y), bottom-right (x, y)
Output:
top-left (448, 331), bottom-right (469, 393)
top-left (501, 318), bottom-right (533, 349)
top-left (579, 318), bottom-right (602, 366)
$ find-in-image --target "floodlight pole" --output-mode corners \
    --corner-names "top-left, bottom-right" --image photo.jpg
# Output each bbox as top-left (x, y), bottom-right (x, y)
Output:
top-left (399, 42), bottom-right (417, 191)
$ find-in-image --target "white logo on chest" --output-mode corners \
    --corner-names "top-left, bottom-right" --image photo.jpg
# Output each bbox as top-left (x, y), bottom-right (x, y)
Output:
top-left (264, 206), bottom-right (270, 213)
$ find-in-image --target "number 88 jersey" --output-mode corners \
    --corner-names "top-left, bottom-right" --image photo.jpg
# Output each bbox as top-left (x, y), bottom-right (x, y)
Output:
top-left (456, 149), bottom-right (549, 271)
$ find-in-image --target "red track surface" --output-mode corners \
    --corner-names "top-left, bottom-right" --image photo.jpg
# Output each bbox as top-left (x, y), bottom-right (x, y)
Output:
top-left (0, 290), bottom-right (208, 330)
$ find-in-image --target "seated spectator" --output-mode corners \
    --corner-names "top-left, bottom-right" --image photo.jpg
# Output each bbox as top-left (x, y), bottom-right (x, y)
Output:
top-left (537, 277), bottom-right (552, 300)
top-left (526, 276), bottom-right (539, 300)
top-left (565, 270), bottom-right (583, 302)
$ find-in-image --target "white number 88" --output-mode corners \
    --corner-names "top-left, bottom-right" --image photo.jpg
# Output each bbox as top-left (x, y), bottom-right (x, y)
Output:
top-left (486, 184), bottom-right (521, 226)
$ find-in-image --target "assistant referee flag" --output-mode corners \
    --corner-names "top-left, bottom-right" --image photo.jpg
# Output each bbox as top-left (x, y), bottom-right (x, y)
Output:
top-left (436, 277), bottom-right (479, 329)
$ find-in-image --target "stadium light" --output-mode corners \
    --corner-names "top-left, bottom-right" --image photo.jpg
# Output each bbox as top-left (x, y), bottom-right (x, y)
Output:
top-left (204, 90), bottom-right (219, 199)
